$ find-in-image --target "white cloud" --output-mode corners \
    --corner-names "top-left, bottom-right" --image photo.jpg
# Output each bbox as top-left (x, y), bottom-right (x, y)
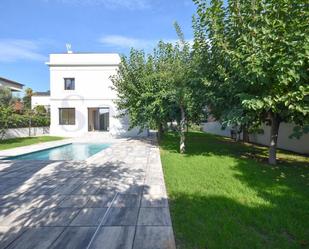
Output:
top-left (0, 39), bottom-right (47, 62)
top-left (99, 35), bottom-right (155, 50)
top-left (44, 0), bottom-right (154, 10)
top-left (99, 35), bottom-right (194, 51)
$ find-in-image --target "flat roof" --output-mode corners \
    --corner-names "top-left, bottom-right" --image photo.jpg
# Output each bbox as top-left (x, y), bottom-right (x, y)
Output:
top-left (33, 91), bottom-right (50, 96)
top-left (46, 53), bottom-right (121, 66)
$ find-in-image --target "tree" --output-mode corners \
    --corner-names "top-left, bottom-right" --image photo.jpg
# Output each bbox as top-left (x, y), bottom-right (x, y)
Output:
top-left (0, 106), bottom-right (13, 140)
top-left (34, 105), bottom-right (47, 115)
top-left (112, 24), bottom-right (206, 153)
top-left (193, 0), bottom-right (309, 164)
top-left (23, 87), bottom-right (33, 110)
top-left (0, 86), bottom-right (13, 107)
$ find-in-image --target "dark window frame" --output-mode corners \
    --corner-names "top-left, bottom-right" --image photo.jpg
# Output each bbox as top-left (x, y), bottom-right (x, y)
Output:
top-left (64, 78), bottom-right (75, 90)
top-left (59, 108), bottom-right (75, 125)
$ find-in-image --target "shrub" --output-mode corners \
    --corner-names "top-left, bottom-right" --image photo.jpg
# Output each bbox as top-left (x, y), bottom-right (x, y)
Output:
top-left (5, 114), bottom-right (50, 128)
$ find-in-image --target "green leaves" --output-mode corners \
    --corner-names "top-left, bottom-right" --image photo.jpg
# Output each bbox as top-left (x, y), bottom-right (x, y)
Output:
top-left (111, 23), bottom-right (208, 137)
top-left (194, 0), bottom-right (309, 128)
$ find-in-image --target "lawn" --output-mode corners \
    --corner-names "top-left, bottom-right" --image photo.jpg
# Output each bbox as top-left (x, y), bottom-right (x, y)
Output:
top-left (0, 136), bottom-right (65, 150)
top-left (160, 131), bottom-right (309, 249)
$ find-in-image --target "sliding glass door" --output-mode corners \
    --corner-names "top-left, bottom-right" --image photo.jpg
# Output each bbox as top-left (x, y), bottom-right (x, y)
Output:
top-left (88, 107), bottom-right (109, 131)
top-left (99, 108), bottom-right (109, 131)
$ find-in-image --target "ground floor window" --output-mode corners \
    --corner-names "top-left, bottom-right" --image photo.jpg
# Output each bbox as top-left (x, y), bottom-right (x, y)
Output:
top-left (59, 108), bottom-right (75, 125)
top-left (88, 107), bottom-right (109, 131)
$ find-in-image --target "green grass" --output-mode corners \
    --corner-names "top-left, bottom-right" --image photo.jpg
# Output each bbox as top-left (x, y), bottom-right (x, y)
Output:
top-left (160, 131), bottom-right (309, 249)
top-left (0, 136), bottom-right (65, 150)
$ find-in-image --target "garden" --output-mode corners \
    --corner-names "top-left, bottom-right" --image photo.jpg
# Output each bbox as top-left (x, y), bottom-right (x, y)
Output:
top-left (110, 0), bottom-right (309, 248)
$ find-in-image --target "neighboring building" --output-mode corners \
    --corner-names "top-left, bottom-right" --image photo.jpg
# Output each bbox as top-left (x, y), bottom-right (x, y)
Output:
top-left (46, 52), bottom-right (145, 137)
top-left (0, 76), bottom-right (23, 92)
top-left (31, 91), bottom-right (50, 112)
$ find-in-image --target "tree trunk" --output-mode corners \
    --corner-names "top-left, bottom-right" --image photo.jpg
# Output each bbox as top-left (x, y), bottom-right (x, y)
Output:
top-left (157, 122), bottom-right (164, 140)
top-left (28, 116), bottom-right (32, 137)
top-left (180, 105), bottom-right (186, 154)
top-left (235, 126), bottom-right (241, 142)
top-left (268, 113), bottom-right (281, 165)
top-left (243, 125), bottom-right (250, 143)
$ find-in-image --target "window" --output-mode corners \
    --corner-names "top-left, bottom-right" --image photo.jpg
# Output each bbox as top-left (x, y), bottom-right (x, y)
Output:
top-left (59, 108), bottom-right (75, 125)
top-left (64, 78), bottom-right (75, 90)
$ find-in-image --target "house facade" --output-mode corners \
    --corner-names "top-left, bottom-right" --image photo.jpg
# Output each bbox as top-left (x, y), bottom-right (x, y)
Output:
top-left (47, 53), bottom-right (143, 137)
top-left (0, 77), bottom-right (23, 92)
top-left (31, 91), bottom-right (51, 112)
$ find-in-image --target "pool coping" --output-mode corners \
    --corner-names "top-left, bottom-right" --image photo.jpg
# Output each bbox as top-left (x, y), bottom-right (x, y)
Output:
top-left (0, 136), bottom-right (126, 162)
top-left (0, 138), bottom-right (74, 160)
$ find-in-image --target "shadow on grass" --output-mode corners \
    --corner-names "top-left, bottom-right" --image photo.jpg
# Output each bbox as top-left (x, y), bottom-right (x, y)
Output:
top-left (160, 131), bottom-right (309, 167)
top-left (170, 192), bottom-right (309, 249)
top-left (160, 132), bottom-right (309, 249)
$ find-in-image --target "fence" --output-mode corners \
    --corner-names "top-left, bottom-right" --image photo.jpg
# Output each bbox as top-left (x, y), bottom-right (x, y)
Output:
top-left (201, 122), bottom-right (309, 155)
top-left (2, 127), bottom-right (50, 140)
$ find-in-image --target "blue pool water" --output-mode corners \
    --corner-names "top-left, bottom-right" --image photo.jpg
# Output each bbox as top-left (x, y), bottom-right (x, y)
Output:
top-left (6, 143), bottom-right (110, 160)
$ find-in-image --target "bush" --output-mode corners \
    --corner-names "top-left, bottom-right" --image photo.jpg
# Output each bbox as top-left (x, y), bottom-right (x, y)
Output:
top-left (0, 106), bottom-right (13, 139)
top-left (8, 114), bottom-right (50, 128)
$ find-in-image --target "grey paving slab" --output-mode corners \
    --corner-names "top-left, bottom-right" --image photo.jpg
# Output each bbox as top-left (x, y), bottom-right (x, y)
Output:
top-left (51, 182), bottom-right (82, 195)
top-left (5, 227), bottom-right (64, 249)
top-left (143, 185), bottom-right (167, 197)
top-left (95, 186), bottom-right (117, 195)
top-left (25, 195), bottom-right (66, 209)
top-left (89, 226), bottom-right (135, 249)
top-left (141, 194), bottom-right (169, 207)
top-left (103, 207), bottom-right (139, 226)
top-left (133, 226), bottom-right (176, 249)
top-left (137, 208), bottom-right (172, 226)
top-left (71, 182), bottom-right (100, 195)
top-left (70, 208), bottom-right (108, 226)
top-left (49, 227), bottom-right (96, 249)
top-left (112, 194), bottom-right (141, 207)
top-left (0, 135), bottom-right (175, 249)
top-left (0, 226), bottom-right (26, 249)
top-left (58, 195), bottom-right (91, 208)
top-left (0, 207), bottom-right (34, 227)
top-left (86, 194), bottom-right (114, 208)
top-left (36, 208), bottom-right (81, 226)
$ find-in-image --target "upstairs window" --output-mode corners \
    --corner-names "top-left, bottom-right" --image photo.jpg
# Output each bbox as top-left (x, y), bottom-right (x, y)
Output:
top-left (59, 108), bottom-right (75, 125)
top-left (64, 78), bottom-right (75, 90)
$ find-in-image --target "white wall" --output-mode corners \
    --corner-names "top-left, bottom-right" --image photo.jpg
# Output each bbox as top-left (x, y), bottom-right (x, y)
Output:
top-left (2, 127), bottom-right (50, 140)
top-left (49, 66), bottom-right (118, 100)
top-left (202, 121), bottom-right (309, 154)
top-left (50, 99), bottom-right (147, 137)
top-left (31, 96), bottom-right (50, 109)
top-left (48, 53), bottom-right (146, 137)
top-left (201, 122), bottom-right (231, 137)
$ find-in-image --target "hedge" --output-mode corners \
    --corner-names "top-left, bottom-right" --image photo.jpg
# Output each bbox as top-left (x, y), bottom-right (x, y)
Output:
top-left (8, 114), bottom-right (50, 128)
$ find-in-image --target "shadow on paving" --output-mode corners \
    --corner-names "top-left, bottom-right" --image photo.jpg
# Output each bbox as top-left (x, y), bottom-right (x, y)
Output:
top-left (0, 139), bottom-right (175, 249)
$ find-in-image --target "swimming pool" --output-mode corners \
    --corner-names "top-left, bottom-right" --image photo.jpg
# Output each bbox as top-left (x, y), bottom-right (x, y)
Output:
top-left (5, 143), bottom-right (110, 161)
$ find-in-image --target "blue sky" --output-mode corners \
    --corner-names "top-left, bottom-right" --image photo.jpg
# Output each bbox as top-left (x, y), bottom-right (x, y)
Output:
top-left (0, 0), bottom-right (197, 93)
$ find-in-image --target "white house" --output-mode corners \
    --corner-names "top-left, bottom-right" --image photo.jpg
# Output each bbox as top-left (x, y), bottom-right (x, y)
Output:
top-left (31, 91), bottom-right (51, 112)
top-left (0, 76), bottom-right (23, 92)
top-left (46, 52), bottom-right (144, 137)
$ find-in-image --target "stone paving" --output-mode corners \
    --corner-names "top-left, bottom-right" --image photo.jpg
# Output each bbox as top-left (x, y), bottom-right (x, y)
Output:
top-left (0, 136), bottom-right (175, 249)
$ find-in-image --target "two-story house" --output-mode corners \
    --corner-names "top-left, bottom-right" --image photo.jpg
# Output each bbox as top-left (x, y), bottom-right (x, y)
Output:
top-left (47, 52), bottom-right (144, 137)
top-left (0, 76), bottom-right (23, 92)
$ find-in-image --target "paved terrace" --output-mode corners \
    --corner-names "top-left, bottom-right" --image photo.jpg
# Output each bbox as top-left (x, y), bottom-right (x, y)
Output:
top-left (0, 136), bottom-right (175, 249)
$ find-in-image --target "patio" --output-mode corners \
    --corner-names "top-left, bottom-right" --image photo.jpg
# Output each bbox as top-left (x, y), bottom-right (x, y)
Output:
top-left (0, 136), bottom-right (175, 249)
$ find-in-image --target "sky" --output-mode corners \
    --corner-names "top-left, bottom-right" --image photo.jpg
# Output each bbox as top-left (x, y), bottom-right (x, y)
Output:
top-left (0, 0), bottom-right (197, 93)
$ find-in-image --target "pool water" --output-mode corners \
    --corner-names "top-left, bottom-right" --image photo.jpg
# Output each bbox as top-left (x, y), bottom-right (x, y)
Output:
top-left (6, 143), bottom-right (110, 160)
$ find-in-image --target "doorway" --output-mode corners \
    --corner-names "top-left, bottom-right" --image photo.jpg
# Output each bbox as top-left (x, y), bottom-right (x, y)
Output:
top-left (88, 107), bottom-right (109, 131)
